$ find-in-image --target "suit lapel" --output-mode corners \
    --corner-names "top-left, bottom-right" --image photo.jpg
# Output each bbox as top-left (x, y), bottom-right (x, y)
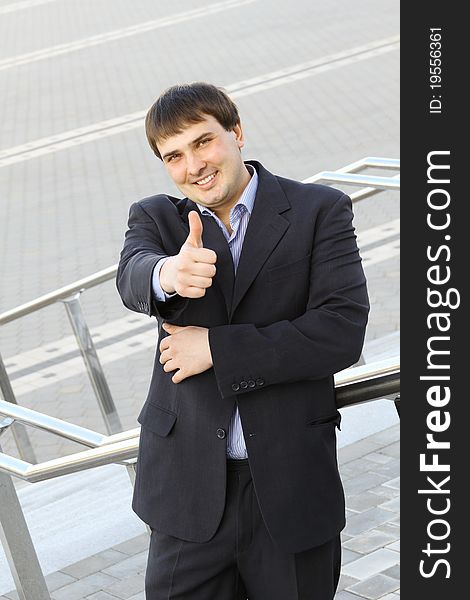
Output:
top-left (181, 200), bottom-right (235, 316)
top-left (229, 161), bottom-right (291, 319)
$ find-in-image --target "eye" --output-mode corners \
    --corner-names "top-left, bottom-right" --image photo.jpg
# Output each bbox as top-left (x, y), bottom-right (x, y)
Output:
top-left (166, 154), bottom-right (180, 163)
top-left (198, 138), bottom-right (210, 147)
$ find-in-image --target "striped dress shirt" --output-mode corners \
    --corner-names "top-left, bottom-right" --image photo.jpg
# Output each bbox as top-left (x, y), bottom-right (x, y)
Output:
top-left (152, 164), bottom-right (259, 459)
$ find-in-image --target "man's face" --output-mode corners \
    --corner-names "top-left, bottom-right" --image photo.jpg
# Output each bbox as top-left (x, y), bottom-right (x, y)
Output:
top-left (156, 114), bottom-right (249, 212)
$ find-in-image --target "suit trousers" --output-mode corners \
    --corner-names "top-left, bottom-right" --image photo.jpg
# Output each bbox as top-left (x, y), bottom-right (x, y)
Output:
top-left (144, 459), bottom-right (341, 599)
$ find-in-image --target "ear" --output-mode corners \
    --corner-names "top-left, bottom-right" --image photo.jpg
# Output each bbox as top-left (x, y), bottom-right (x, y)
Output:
top-left (232, 122), bottom-right (245, 149)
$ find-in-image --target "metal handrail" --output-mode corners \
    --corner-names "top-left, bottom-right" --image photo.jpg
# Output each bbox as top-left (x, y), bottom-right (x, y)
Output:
top-left (0, 271), bottom-right (123, 447)
top-left (0, 356), bottom-right (399, 483)
top-left (336, 157), bottom-right (400, 171)
top-left (306, 172), bottom-right (400, 190)
top-left (305, 156), bottom-right (400, 203)
top-left (0, 437), bottom-right (138, 482)
top-left (0, 157), bottom-right (399, 600)
top-left (334, 355), bottom-right (399, 407)
top-left (0, 401), bottom-right (140, 447)
top-left (0, 156), bottom-right (400, 460)
top-left (0, 265), bottom-right (116, 326)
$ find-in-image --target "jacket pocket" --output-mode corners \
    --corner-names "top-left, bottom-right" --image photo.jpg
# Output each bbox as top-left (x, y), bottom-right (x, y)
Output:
top-left (138, 402), bottom-right (177, 437)
top-left (306, 411), bottom-right (342, 430)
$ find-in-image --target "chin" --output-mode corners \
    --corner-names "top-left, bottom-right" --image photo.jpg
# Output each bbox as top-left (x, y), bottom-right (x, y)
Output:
top-left (201, 191), bottom-right (223, 205)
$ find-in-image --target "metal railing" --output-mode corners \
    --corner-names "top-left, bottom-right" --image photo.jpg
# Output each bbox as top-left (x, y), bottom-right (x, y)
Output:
top-left (305, 156), bottom-right (400, 202)
top-left (0, 355), bottom-right (399, 483)
top-left (0, 158), bottom-right (400, 599)
top-left (0, 267), bottom-right (122, 463)
top-left (0, 269), bottom-right (122, 442)
top-left (0, 357), bottom-right (399, 600)
top-left (0, 156), bottom-right (399, 463)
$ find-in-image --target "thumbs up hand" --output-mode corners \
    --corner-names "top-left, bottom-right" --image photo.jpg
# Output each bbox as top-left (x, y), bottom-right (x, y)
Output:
top-left (184, 210), bottom-right (204, 249)
top-left (160, 211), bottom-right (217, 298)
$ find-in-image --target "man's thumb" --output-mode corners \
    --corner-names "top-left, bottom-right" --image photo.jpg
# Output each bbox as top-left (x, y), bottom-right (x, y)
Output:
top-left (185, 211), bottom-right (203, 248)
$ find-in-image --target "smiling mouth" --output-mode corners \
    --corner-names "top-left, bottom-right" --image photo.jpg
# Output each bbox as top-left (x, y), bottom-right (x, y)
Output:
top-left (194, 171), bottom-right (217, 186)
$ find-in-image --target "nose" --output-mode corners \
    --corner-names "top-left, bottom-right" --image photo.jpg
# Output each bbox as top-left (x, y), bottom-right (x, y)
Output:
top-left (187, 152), bottom-right (207, 177)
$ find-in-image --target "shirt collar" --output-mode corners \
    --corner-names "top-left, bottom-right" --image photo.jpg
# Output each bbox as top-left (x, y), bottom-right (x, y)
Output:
top-left (194, 163), bottom-right (258, 218)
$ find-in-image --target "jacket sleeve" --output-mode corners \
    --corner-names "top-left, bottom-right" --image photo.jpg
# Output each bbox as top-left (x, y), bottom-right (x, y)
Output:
top-left (208, 193), bottom-right (370, 398)
top-left (116, 201), bottom-right (189, 321)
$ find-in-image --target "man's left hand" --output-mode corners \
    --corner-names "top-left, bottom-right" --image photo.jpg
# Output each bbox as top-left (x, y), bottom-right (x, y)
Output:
top-left (160, 323), bottom-right (213, 383)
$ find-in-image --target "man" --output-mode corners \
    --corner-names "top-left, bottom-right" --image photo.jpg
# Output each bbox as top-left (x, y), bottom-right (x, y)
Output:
top-left (116, 82), bottom-right (369, 599)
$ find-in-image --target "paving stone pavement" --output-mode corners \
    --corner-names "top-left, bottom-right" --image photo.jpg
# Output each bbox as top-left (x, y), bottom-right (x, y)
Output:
top-left (0, 0), bottom-right (399, 463)
top-left (0, 0), bottom-right (399, 597)
top-left (0, 424), bottom-right (400, 600)
top-left (0, 0), bottom-right (399, 353)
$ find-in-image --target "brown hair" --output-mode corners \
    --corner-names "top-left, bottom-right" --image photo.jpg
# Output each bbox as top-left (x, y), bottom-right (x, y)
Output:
top-left (145, 82), bottom-right (241, 160)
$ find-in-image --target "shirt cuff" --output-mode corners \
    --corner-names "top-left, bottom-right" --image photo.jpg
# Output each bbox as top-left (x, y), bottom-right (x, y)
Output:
top-left (152, 257), bottom-right (178, 302)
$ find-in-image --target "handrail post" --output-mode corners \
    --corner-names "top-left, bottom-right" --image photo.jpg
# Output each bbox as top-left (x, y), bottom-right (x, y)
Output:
top-left (62, 293), bottom-right (122, 434)
top-left (0, 353), bottom-right (37, 464)
top-left (125, 459), bottom-right (137, 487)
top-left (0, 443), bottom-right (51, 600)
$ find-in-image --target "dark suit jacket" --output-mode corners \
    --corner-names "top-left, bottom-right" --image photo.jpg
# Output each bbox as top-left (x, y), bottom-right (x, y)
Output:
top-left (116, 160), bottom-right (369, 553)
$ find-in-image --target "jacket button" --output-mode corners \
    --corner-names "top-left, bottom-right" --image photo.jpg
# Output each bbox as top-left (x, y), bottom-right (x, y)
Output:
top-left (256, 378), bottom-right (265, 386)
top-left (248, 380), bottom-right (256, 388)
top-left (231, 383), bottom-right (240, 392)
top-left (240, 381), bottom-right (248, 389)
top-left (216, 428), bottom-right (226, 439)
